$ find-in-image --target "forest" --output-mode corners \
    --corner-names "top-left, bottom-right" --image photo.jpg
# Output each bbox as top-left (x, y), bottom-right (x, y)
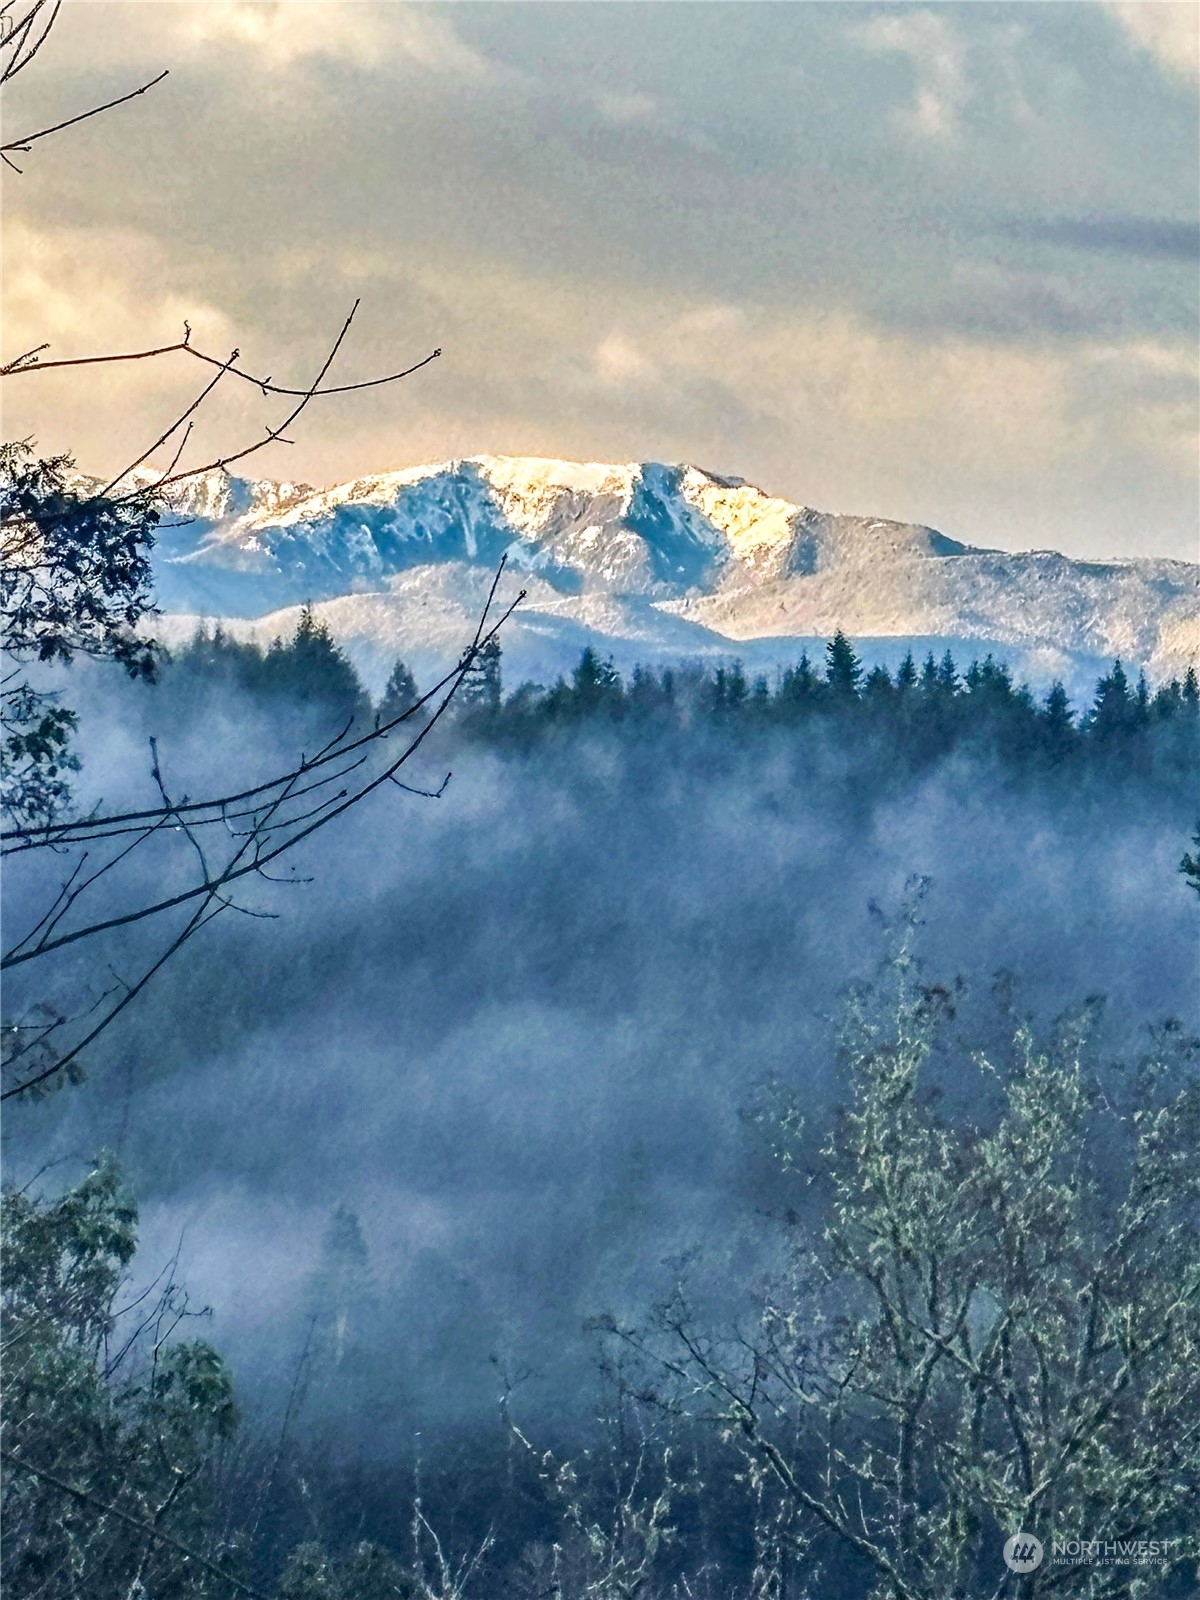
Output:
top-left (160, 606), bottom-right (1200, 783)
top-left (4, 479), bottom-right (1199, 1597)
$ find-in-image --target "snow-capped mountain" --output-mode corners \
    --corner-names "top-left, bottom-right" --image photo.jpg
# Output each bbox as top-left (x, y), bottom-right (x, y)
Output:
top-left (132, 455), bottom-right (1196, 697)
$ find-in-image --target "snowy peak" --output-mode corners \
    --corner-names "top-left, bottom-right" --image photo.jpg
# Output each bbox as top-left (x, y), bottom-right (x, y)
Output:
top-left (118, 454), bottom-right (1196, 689)
top-left (149, 454), bottom-right (972, 614)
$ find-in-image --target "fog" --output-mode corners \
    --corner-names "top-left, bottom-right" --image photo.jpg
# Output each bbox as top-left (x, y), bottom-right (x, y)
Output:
top-left (4, 662), bottom-right (1196, 1460)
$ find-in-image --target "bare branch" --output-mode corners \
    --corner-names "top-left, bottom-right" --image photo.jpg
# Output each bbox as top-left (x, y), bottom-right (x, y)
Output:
top-left (99, 346), bottom-right (240, 497)
top-left (0, 67), bottom-right (168, 166)
top-left (3, 580), bottom-right (516, 853)
top-left (1, 1), bottom-right (61, 83)
top-left (2, 326), bottom-right (442, 396)
top-left (2, 571), bottom-right (524, 1097)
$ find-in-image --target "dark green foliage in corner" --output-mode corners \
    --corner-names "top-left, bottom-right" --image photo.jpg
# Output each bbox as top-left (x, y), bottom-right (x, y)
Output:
top-left (1, 443), bottom-right (160, 827)
top-left (1, 1155), bottom-right (239, 1599)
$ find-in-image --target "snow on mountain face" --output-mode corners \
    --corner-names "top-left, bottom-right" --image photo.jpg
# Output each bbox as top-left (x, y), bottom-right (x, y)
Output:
top-left (152, 456), bottom-right (753, 611)
top-left (141, 455), bottom-right (1197, 691)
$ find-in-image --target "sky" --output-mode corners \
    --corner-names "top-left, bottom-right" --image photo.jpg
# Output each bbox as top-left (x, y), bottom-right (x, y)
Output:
top-left (2, 0), bottom-right (1198, 560)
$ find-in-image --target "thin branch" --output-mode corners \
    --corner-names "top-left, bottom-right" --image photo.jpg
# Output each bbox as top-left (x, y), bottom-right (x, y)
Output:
top-left (2, 574), bottom-right (523, 1096)
top-left (116, 298), bottom-right (364, 500)
top-left (3, 589), bottom-right (508, 852)
top-left (1, 1), bottom-right (61, 84)
top-left (99, 346), bottom-right (240, 497)
top-left (0, 67), bottom-right (168, 163)
top-left (1, 341), bottom-right (49, 371)
top-left (1, 327), bottom-right (442, 396)
top-left (2, 897), bottom-right (223, 1098)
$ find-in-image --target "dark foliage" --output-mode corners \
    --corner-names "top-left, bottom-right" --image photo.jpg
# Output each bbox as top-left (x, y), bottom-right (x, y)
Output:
top-left (1, 444), bottom-right (159, 826)
top-left (158, 623), bottom-right (1199, 808)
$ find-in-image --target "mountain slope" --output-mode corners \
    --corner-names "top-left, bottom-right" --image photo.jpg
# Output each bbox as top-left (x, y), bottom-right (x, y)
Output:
top-left (123, 455), bottom-right (1196, 691)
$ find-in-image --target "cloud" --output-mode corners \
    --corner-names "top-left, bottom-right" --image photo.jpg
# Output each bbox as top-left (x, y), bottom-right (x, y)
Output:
top-left (592, 89), bottom-right (660, 128)
top-left (592, 332), bottom-right (660, 390)
top-left (8, 207), bottom-right (1195, 561)
top-left (52, 0), bottom-right (496, 80)
top-left (856, 9), bottom-right (971, 142)
top-left (899, 259), bottom-right (1127, 339)
top-left (1104, 3), bottom-right (1200, 85)
top-left (1080, 339), bottom-right (1200, 477)
top-left (184, 1), bottom-right (494, 78)
top-left (5, 3), bottom-right (1195, 560)
top-left (1005, 215), bottom-right (1200, 262)
top-left (2, 217), bottom-right (277, 481)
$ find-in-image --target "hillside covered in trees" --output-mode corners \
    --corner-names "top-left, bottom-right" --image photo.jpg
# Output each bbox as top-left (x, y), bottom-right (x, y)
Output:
top-left (6, 596), bottom-right (1197, 1598)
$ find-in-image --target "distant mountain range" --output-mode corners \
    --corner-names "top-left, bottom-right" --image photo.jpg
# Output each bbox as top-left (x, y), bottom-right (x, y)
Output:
top-left (108, 456), bottom-right (1196, 699)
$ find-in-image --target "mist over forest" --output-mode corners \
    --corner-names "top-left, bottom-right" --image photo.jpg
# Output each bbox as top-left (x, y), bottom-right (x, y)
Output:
top-left (3, 449), bottom-right (1198, 1600)
top-left (7, 627), bottom-right (1196, 1478)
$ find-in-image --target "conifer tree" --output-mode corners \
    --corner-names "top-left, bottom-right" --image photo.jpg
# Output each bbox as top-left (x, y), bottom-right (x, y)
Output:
top-left (264, 605), bottom-right (370, 725)
top-left (459, 635), bottom-right (503, 716)
top-left (1087, 659), bottom-right (1135, 742)
top-left (824, 630), bottom-right (862, 703)
top-left (377, 658), bottom-right (420, 726)
top-left (862, 663), bottom-right (894, 710)
top-left (569, 646), bottom-right (622, 715)
top-left (894, 651), bottom-right (918, 694)
top-left (1039, 681), bottom-right (1076, 764)
top-left (624, 662), bottom-right (677, 725)
top-left (725, 660), bottom-right (748, 712)
top-left (777, 651), bottom-right (819, 717)
top-left (1134, 671), bottom-right (1151, 727)
top-left (310, 1206), bottom-right (371, 1371)
top-left (1153, 678), bottom-right (1184, 721)
top-left (626, 663), bottom-right (659, 718)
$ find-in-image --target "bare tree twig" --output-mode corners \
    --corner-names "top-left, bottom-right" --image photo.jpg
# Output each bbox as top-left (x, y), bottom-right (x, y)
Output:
top-left (1, 0), bottom-right (62, 84)
top-left (2, 568), bottom-right (524, 1097)
top-left (1, 327), bottom-right (442, 395)
top-left (2, 601), bottom-right (509, 852)
top-left (99, 347), bottom-right (240, 497)
top-left (0, 67), bottom-right (168, 169)
top-left (2, 587), bottom-right (521, 971)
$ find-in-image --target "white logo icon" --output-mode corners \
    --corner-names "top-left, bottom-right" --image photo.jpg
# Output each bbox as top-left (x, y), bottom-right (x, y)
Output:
top-left (1004, 1533), bottom-right (1044, 1572)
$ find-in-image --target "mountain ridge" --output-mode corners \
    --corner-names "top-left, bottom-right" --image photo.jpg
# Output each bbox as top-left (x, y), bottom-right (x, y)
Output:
top-left (88, 455), bottom-right (1197, 695)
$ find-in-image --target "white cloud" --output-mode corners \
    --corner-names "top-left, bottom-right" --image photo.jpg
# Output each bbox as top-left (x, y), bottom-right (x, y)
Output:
top-left (182, 1), bottom-right (492, 77)
top-left (1104, 3), bottom-right (1199, 85)
top-left (673, 304), bottom-right (746, 339)
top-left (3, 218), bottom-right (235, 366)
top-left (593, 332), bottom-right (659, 390)
top-left (56, 0), bottom-right (495, 80)
top-left (857, 10), bottom-right (971, 142)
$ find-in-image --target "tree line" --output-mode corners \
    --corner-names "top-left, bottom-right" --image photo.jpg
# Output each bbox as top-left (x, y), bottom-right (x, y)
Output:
top-left (168, 618), bottom-right (1200, 790)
